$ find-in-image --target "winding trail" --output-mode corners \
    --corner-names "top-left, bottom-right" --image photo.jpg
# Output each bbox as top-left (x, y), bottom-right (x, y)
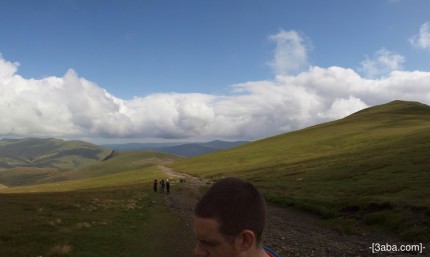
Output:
top-left (160, 165), bottom-right (423, 257)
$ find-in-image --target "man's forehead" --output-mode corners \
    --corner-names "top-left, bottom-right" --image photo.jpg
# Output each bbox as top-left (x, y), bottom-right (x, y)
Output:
top-left (194, 217), bottom-right (222, 236)
top-left (194, 217), bottom-right (219, 230)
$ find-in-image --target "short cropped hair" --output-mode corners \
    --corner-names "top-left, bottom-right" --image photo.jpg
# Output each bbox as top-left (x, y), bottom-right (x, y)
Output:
top-left (194, 177), bottom-right (267, 243)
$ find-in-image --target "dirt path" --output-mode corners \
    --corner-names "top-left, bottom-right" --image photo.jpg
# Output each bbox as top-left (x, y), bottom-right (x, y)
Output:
top-left (160, 166), bottom-right (425, 257)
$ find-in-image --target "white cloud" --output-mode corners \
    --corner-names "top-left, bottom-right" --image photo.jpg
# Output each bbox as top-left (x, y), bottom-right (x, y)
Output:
top-left (359, 48), bottom-right (405, 78)
top-left (410, 22), bottom-right (430, 51)
top-left (0, 54), bottom-right (19, 79)
top-left (318, 96), bottom-right (368, 119)
top-left (1, 35), bottom-right (430, 142)
top-left (268, 29), bottom-right (310, 75)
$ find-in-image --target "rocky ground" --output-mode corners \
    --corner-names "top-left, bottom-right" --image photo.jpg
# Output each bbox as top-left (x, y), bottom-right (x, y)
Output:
top-left (160, 166), bottom-right (427, 257)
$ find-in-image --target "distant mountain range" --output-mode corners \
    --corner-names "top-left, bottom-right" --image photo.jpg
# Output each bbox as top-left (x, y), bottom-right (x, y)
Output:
top-left (102, 140), bottom-right (250, 156)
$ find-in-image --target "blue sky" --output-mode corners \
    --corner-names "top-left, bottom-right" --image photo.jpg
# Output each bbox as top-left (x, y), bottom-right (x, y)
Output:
top-left (1, 0), bottom-right (430, 143)
top-left (2, 0), bottom-right (429, 97)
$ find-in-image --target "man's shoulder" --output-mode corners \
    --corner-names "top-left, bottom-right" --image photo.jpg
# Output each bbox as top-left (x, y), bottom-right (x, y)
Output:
top-left (263, 245), bottom-right (281, 257)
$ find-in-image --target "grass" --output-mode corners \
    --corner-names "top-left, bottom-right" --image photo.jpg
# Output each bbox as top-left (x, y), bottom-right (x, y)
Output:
top-left (171, 100), bottom-right (430, 241)
top-left (0, 185), bottom-right (189, 257)
top-left (0, 149), bottom-right (192, 255)
top-left (0, 167), bottom-right (57, 187)
top-left (0, 150), bottom-right (182, 187)
top-left (0, 166), bottom-right (194, 257)
top-left (0, 138), bottom-right (112, 171)
top-left (0, 163), bottom-right (166, 193)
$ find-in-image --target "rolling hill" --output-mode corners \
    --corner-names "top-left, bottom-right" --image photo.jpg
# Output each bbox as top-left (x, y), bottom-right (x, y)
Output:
top-left (160, 140), bottom-right (249, 156)
top-left (171, 100), bottom-right (430, 240)
top-left (0, 138), bottom-right (112, 170)
top-left (0, 138), bottom-right (181, 187)
top-left (103, 140), bottom-right (250, 156)
top-left (36, 150), bottom-right (183, 185)
top-left (0, 138), bottom-right (115, 186)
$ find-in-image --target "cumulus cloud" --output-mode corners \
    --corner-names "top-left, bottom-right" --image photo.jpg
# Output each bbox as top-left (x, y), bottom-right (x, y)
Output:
top-left (268, 29), bottom-right (310, 75)
top-left (359, 48), bottom-right (405, 78)
top-left (1, 29), bottom-right (430, 142)
top-left (410, 22), bottom-right (430, 50)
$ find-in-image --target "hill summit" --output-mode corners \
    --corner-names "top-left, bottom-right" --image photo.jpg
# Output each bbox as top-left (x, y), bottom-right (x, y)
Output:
top-left (347, 100), bottom-right (430, 118)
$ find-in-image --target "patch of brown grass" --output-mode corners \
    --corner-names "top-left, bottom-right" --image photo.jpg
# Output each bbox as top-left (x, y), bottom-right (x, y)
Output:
top-left (48, 243), bottom-right (73, 256)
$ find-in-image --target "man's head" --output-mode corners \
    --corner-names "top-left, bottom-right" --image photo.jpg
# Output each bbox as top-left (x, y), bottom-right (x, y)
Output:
top-left (193, 177), bottom-right (267, 257)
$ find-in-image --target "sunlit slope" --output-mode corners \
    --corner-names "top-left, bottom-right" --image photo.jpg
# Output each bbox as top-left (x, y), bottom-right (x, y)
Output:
top-left (38, 150), bottom-right (182, 184)
top-left (0, 165), bottom-right (165, 193)
top-left (172, 100), bottom-right (430, 185)
top-left (0, 169), bottom-right (190, 257)
top-left (0, 148), bottom-right (181, 187)
top-left (0, 151), bottom-right (180, 192)
top-left (171, 100), bottom-right (430, 238)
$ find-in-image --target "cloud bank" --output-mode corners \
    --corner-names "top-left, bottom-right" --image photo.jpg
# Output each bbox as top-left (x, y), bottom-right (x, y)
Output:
top-left (1, 28), bottom-right (430, 142)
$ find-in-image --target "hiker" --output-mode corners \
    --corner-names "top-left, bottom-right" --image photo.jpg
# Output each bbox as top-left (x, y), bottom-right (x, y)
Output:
top-left (153, 179), bottom-right (158, 192)
top-left (193, 177), bottom-right (281, 257)
top-left (166, 179), bottom-right (170, 193)
top-left (160, 179), bottom-right (165, 193)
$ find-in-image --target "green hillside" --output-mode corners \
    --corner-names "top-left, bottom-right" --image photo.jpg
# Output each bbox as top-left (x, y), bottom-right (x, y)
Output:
top-left (0, 138), bottom-right (114, 186)
top-left (171, 100), bottom-right (430, 240)
top-left (0, 138), bottom-right (112, 170)
top-left (0, 148), bottom-right (188, 256)
top-left (0, 165), bottom-right (190, 257)
top-left (0, 147), bottom-right (181, 187)
top-left (0, 164), bottom-right (165, 193)
top-left (37, 150), bottom-right (182, 184)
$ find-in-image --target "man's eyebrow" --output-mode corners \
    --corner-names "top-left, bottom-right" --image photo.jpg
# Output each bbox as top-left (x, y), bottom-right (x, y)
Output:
top-left (198, 239), bottom-right (220, 247)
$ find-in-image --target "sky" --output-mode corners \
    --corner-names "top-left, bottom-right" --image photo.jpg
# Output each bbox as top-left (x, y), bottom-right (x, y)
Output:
top-left (1, 0), bottom-right (430, 144)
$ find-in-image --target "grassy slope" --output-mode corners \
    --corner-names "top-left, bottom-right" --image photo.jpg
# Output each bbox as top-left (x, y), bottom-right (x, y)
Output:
top-left (0, 166), bottom-right (162, 193)
top-left (171, 100), bottom-right (430, 240)
top-left (0, 138), bottom-right (112, 170)
top-left (0, 156), bottom-right (193, 256)
top-left (0, 138), bottom-right (114, 186)
top-left (0, 182), bottom-right (190, 257)
top-left (0, 167), bottom-right (57, 187)
top-left (0, 149), bottom-right (181, 187)
top-left (37, 150), bottom-right (182, 184)
top-left (0, 150), bottom-right (182, 193)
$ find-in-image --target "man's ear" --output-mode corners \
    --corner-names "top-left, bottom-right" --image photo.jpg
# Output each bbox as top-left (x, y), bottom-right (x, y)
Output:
top-left (234, 230), bottom-right (256, 252)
